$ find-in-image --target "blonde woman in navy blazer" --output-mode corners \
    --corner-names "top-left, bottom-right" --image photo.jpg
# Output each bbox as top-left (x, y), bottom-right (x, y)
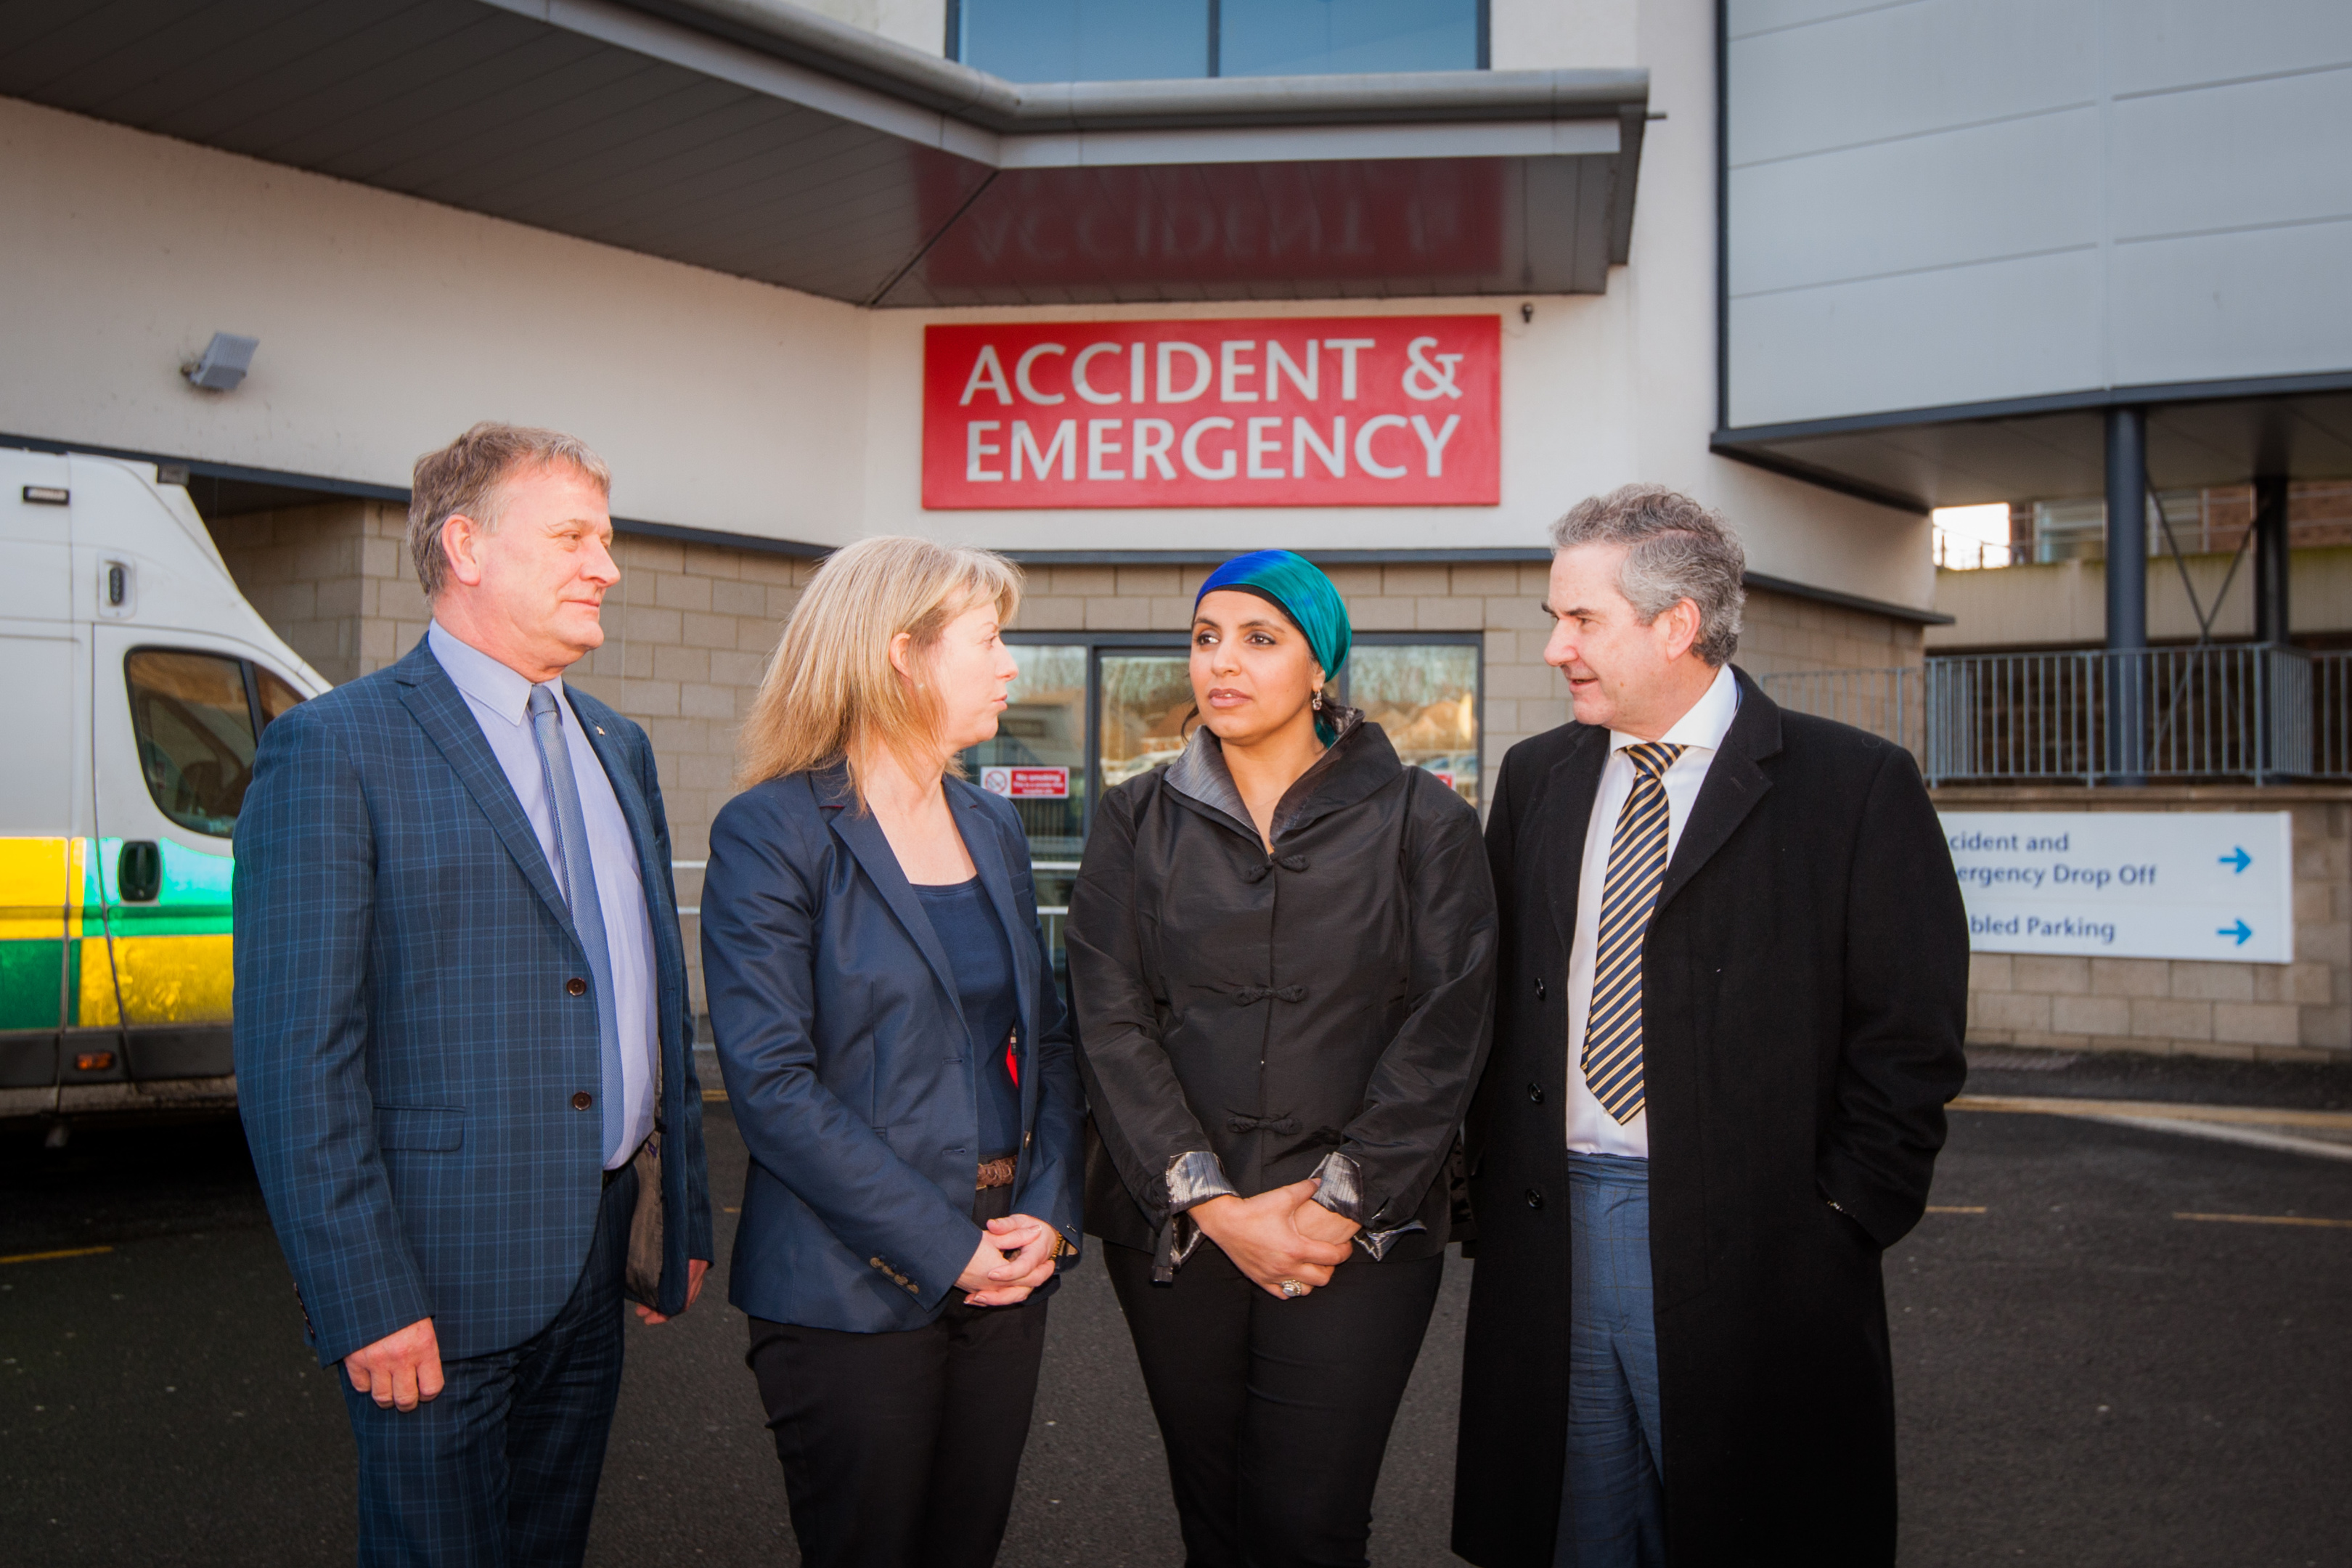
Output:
top-left (699, 536), bottom-right (1085, 1568)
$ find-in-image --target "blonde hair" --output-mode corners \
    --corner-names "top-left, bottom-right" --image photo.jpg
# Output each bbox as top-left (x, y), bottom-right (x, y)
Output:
top-left (409, 422), bottom-right (612, 598)
top-left (738, 536), bottom-right (1022, 800)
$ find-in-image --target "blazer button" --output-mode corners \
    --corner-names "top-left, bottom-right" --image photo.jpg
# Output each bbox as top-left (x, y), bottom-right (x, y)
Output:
top-left (1535, 978), bottom-right (1547, 1000)
top-left (1527, 1082), bottom-right (1545, 1105)
top-left (1524, 1186), bottom-right (1545, 1209)
top-left (566, 977), bottom-right (587, 997)
top-left (572, 1091), bottom-right (594, 1111)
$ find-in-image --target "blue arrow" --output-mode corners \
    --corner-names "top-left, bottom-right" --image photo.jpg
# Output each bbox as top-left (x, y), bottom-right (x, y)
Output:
top-left (2218, 920), bottom-right (2253, 946)
top-left (2219, 846), bottom-right (2252, 874)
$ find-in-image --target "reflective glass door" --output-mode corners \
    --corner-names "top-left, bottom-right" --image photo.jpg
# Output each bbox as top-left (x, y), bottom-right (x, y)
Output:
top-left (963, 644), bottom-right (1087, 981)
top-left (976, 634), bottom-right (1480, 989)
top-left (1098, 653), bottom-right (1194, 792)
top-left (1344, 642), bottom-right (1481, 807)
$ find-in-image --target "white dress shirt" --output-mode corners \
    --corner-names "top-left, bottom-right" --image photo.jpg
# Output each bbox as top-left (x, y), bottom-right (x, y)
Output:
top-left (1564, 663), bottom-right (1742, 1159)
top-left (428, 622), bottom-right (659, 1169)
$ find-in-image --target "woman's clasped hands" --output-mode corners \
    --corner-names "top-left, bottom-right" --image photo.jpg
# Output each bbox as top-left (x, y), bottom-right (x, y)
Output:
top-left (1190, 1177), bottom-right (1356, 1300)
top-left (958, 1213), bottom-right (1063, 1306)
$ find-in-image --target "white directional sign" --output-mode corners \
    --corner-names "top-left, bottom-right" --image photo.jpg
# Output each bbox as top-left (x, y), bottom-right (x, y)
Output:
top-left (1938, 812), bottom-right (2294, 964)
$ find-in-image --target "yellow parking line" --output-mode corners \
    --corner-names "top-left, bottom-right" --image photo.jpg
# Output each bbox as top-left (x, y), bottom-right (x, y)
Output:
top-left (0, 1245), bottom-right (114, 1265)
top-left (702, 1088), bottom-right (728, 1102)
top-left (1954, 1094), bottom-right (2352, 1130)
top-left (1926, 1205), bottom-right (1987, 1214)
top-left (2173, 1212), bottom-right (2352, 1229)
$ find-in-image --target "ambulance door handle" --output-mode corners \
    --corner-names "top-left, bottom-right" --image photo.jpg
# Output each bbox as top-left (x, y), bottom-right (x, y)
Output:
top-left (118, 841), bottom-right (161, 904)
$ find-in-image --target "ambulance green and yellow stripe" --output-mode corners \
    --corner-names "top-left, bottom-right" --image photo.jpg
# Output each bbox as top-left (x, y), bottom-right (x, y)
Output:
top-left (0, 837), bottom-right (235, 1032)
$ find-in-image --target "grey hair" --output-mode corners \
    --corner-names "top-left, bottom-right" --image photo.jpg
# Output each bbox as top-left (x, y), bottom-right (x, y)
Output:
top-left (408, 422), bottom-right (613, 599)
top-left (1548, 485), bottom-right (1746, 666)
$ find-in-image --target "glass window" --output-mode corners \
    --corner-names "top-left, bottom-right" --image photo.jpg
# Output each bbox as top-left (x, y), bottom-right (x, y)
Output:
top-left (1099, 653), bottom-right (1196, 791)
top-left (956, 0), bottom-right (1210, 81)
top-left (1220, 0), bottom-right (1483, 77)
top-left (256, 666), bottom-right (305, 727)
top-left (125, 651), bottom-right (258, 838)
top-left (1346, 642), bottom-right (1479, 807)
top-left (952, 0), bottom-right (1481, 80)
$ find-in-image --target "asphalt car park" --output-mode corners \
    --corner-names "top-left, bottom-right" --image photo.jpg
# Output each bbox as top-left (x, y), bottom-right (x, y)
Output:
top-left (3, 1053), bottom-right (2348, 1567)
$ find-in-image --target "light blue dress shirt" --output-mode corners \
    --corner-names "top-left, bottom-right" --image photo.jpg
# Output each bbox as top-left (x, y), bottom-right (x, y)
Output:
top-left (428, 622), bottom-right (658, 1169)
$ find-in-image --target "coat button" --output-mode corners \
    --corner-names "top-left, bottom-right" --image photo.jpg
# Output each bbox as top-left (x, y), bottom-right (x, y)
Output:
top-left (565, 977), bottom-right (587, 997)
top-left (572, 1091), bottom-right (593, 1111)
top-left (1527, 1082), bottom-right (1545, 1105)
top-left (1535, 978), bottom-right (1547, 999)
top-left (1524, 1186), bottom-right (1544, 1209)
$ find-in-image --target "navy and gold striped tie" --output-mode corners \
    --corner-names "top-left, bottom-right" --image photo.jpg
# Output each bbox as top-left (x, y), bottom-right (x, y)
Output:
top-left (1581, 741), bottom-right (1685, 1124)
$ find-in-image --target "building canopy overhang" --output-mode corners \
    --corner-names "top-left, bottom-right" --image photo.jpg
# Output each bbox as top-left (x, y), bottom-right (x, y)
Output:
top-left (1715, 376), bottom-right (2352, 513)
top-left (0, 0), bottom-right (1649, 307)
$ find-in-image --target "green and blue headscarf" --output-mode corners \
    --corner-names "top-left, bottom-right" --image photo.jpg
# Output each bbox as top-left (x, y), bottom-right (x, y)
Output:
top-left (1196, 549), bottom-right (1352, 743)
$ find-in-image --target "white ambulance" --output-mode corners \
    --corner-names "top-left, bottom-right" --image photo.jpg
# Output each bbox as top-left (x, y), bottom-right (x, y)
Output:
top-left (1, 445), bottom-right (328, 1130)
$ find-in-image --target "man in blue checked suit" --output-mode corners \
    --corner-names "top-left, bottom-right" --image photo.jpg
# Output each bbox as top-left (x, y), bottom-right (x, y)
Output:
top-left (234, 422), bottom-right (712, 1567)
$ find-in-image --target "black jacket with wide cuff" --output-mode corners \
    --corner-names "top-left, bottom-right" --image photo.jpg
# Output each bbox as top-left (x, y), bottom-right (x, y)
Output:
top-left (1068, 709), bottom-right (1498, 1279)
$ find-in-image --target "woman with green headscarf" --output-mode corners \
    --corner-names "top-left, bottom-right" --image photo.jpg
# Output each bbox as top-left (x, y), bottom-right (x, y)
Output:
top-left (1067, 549), bottom-right (1500, 1567)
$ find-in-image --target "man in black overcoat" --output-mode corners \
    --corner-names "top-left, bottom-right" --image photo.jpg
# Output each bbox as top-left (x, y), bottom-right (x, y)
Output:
top-left (1452, 485), bottom-right (1968, 1567)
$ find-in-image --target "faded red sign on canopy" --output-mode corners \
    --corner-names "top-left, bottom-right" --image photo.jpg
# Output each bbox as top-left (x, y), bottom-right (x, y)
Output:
top-left (921, 316), bottom-right (1499, 510)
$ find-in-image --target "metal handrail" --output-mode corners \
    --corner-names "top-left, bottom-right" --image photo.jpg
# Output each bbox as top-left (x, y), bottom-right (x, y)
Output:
top-left (1757, 647), bottom-right (2352, 785)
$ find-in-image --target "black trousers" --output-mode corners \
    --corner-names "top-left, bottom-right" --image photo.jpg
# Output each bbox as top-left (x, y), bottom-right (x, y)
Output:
top-left (1103, 1239), bottom-right (1445, 1568)
top-left (746, 1188), bottom-right (1049, 1568)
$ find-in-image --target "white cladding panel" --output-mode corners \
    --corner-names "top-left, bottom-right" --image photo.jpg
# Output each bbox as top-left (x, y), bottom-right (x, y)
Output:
top-left (1731, 250), bottom-right (2104, 428)
top-left (2110, 0), bottom-right (2352, 94)
top-left (1726, 0), bottom-right (2095, 167)
top-left (1728, 110), bottom-right (2102, 298)
top-left (2112, 70), bottom-right (2352, 241)
top-left (1727, 0), bottom-right (2352, 427)
top-left (2112, 221), bottom-right (2352, 388)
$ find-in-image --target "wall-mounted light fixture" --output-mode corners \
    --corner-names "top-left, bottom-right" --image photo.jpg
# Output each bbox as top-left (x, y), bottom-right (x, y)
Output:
top-left (184, 332), bottom-right (258, 391)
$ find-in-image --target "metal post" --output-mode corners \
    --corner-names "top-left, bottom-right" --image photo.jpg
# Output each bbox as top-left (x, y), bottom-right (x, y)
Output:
top-left (2104, 407), bottom-right (2149, 783)
top-left (2253, 474), bottom-right (2292, 780)
top-left (2253, 473), bottom-right (2290, 646)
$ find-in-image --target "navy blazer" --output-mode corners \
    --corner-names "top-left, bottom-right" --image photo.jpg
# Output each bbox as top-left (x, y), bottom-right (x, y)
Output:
top-left (701, 763), bottom-right (1085, 1332)
top-left (233, 637), bottom-right (713, 1366)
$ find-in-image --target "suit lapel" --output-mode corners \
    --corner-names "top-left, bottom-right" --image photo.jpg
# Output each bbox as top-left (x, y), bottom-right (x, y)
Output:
top-left (393, 641), bottom-right (575, 939)
top-left (1540, 725), bottom-right (1610, 955)
top-left (822, 775), bottom-right (968, 1047)
top-left (1657, 666), bottom-right (1783, 912)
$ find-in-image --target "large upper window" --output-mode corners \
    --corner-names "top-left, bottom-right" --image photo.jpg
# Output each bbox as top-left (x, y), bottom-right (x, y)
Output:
top-left (950, 0), bottom-right (1485, 82)
top-left (124, 650), bottom-right (303, 837)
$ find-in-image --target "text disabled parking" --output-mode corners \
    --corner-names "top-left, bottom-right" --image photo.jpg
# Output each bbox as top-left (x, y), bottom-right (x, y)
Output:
top-left (1938, 811), bottom-right (2294, 963)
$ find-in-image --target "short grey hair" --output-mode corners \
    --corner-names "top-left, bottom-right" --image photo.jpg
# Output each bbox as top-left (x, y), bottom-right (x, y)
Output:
top-left (408, 422), bottom-right (612, 599)
top-left (1549, 485), bottom-right (1746, 666)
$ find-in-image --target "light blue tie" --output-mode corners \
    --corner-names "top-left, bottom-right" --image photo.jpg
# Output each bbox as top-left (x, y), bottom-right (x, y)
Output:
top-left (528, 684), bottom-right (624, 1166)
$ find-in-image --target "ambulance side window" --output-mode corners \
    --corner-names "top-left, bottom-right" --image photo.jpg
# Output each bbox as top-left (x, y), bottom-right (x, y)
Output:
top-left (123, 650), bottom-right (306, 838)
top-left (255, 666), bottom-right (304, 727)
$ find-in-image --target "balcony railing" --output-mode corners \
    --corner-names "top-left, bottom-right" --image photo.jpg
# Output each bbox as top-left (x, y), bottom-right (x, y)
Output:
top-left (1757, 647), bottom-right (2352, 785)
